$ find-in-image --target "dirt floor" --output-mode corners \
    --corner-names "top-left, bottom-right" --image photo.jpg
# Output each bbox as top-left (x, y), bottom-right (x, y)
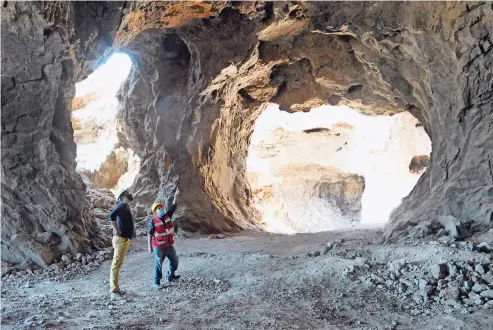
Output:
top-left (2, 229), bottom-right (493, 330)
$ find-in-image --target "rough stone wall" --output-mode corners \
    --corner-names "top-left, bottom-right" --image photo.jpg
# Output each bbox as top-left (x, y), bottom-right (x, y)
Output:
top-left (2, 1), bottom-right (492, 266)
top-left (175, 1), bottom-right (493, 239)
top-left (1, 2), bottom-right (125, 266)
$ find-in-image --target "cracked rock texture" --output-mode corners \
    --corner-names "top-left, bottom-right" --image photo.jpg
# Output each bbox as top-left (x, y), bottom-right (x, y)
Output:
top-left (1, 1), bottom-right (126, 266)
top-left (2, 2), bottom-right (493, 265)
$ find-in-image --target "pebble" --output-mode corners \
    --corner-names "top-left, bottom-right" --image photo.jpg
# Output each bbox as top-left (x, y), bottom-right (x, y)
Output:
top-left (471, 283), bottom-right (487, 293)
top-left (475, 264), bottom-right (485, 275)
top-left (430, 264), bottom-right (448, 279)
top-left (480, 290), bottom-right (493, 299)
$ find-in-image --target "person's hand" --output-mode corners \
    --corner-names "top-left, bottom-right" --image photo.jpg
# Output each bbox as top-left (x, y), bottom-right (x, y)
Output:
top-left (174, 189), bottom-right (180, 198)
top-left (148, 246), bottom-right (153, 255)
top-left (113, 228), bottom-right (122, 237)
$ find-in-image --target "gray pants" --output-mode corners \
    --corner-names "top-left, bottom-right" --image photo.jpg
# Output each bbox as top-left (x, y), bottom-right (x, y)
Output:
top-left (153, 246), bottom-right (178, 284)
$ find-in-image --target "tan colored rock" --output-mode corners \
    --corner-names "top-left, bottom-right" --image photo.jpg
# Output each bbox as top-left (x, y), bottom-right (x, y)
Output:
top-left (409, 155), bottom-right (430, 174)
top-left (91, 148), bottom-right (129, 189)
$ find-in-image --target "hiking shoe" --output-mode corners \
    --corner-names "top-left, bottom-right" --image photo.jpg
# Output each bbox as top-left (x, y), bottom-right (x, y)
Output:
top-left (152, 283), bottom-right (161, 289)
top-left (168, 275), bottom-right (181, 282)
top-left (110, 291), bottom-right (125, 301)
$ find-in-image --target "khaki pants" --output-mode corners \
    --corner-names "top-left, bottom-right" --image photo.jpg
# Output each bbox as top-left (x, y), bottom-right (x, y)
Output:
top-left (109, 236), bottom-right (131, 293)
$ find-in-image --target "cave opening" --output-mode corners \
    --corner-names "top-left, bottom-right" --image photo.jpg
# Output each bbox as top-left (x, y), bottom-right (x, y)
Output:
top-left (246, 103), bottom-right (431, 234)
top-left (71, 52), bottom-right (140, 195)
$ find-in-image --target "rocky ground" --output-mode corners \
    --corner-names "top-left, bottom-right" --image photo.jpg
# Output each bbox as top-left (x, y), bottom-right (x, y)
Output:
top-left (2, 228), bottom-right (493, 330)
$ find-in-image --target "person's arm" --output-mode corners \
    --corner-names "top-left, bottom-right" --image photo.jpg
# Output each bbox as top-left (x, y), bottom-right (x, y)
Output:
top-left (109, 205), bottom-right (122, 236)
top-left (166, 189), bottom-right (179, 218)
top-left (147, 219), bottom-right (154, 254)
top-left (169, 189), bottom-right (180, 234)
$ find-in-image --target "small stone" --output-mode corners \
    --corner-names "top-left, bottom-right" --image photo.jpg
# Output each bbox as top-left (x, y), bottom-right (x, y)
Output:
top-left (313, 251), bottom-right (321, 257)
top-left (75, 253), bottom-right (83, 261)
top-left (480, 290), bottom-right (493, 299)
top-left (61, 255), bottom-right (69, 263)
top-left (482, 272), bottom-right (493, 284)
top-left (430, 264), bottom-right (448, 279)
top-left (475, 242), bottom-right (491, 253)
top-left (24, 282), bottom-right (31, 288)
top-left (444, 299), bottom-right (459, 307)
top-left (418, 279), bottom-right (427, 290)
top-left (323, 242), bottom-right (335, 255)
top-left (437, 236), bottom-right (454, 245)
top-left (370, 274), bottom-right (384, 284)
top-left (413, 295), bottom-right (423, 304)
top-left (475, 264), bottom-right (485, 275)
top-left (447, 263), bottom-right (457, 278)
top-left (440, 286), bottom-right (459, 300)
top-left (471, 283), bottom-right (487, 293)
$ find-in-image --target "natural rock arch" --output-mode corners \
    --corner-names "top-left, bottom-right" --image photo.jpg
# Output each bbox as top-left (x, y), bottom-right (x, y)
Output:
top-left (2, 1), bottom-right (492, 266)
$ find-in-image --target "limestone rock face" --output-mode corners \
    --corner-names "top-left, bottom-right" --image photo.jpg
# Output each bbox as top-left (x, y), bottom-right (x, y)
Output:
top-left (276, 165), bottom-right (365, 232)
top-left (2, 1), bottom-right (493, 265)
top-left (1, 1), bottom-right (125, 266)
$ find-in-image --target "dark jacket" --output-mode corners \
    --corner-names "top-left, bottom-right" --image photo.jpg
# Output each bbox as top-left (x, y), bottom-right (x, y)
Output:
top-left (109, 202), bottom-right (134, 239)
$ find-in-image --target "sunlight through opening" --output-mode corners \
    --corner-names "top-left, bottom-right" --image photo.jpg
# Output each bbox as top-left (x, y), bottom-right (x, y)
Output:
top-left (247, 103), bottom-right (431, 234)
top-left (72, 53), bottom-right (140, 193)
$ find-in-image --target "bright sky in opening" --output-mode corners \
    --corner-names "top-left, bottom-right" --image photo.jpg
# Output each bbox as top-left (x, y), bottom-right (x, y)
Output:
top-left (74, 52), bottom-right (133, 174)
top-left (75, 52), bottom-right (132, 97)
top-left (247, 103), bottom-right (432, 234)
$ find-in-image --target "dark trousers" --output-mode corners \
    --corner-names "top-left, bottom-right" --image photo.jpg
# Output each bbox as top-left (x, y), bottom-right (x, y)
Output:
top-left (153, 246), bottom-right (178, 284)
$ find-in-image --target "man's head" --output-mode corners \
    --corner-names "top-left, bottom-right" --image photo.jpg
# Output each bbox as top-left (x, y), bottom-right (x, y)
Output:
top-left (116, 188), bottom-right (133, 205)
top-left (151, 201), bottom-right (166, 218)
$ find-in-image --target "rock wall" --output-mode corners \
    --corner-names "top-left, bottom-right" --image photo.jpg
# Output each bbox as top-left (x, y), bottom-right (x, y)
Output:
top-left (2, 2), bottom-right (493, 265)
top-left (1, 1), bottom-right (125, 266)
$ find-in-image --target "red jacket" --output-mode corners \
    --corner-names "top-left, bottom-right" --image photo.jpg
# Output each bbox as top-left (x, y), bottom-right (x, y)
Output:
top-left (151, 214), bottom-right (175, 248)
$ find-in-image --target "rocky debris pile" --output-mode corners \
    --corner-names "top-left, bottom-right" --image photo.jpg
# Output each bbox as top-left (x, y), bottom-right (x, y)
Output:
top-left (134, 216), bottom-right (152, 238)
top-left (353, 252), bottom-right (493, 315)
top-left (2, 250), bottom-right (113, 285)
top-left (308, 239), bottom-right (345, 257)
top-left (19, 313), bottom-right (68, 329)
top-left (172, 277), bottom-right (230, 294)
top-left (433, 236), bottom-right (491, 253)
top-left (86, 188), bottom-right (116, 237)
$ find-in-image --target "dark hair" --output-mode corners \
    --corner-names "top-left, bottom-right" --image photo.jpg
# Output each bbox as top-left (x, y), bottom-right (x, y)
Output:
top-left (119, 191), bottom-right (133, 202)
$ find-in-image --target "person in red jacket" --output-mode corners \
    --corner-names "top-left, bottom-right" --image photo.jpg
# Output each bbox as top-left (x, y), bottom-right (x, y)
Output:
top-left (148, 189), bottom-right (181, 288)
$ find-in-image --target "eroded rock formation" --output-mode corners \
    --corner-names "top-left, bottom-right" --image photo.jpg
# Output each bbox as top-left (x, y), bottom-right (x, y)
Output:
top-left (1, 1), bottom-right (126, 266)
top-left (2, 1), bottom-right (493, 265)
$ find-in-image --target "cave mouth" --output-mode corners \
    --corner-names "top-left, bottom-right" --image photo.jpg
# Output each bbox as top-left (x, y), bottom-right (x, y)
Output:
top-left (246, 103), bottom-right (432, 234)
top-left (71, 52), bottom-right (140, 194)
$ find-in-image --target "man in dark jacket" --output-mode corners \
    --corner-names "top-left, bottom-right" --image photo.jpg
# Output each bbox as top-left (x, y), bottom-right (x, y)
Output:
top-left (148, 189), bottom-right (180, 288)
top-left (108, 188), bottom-right (134, 299)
